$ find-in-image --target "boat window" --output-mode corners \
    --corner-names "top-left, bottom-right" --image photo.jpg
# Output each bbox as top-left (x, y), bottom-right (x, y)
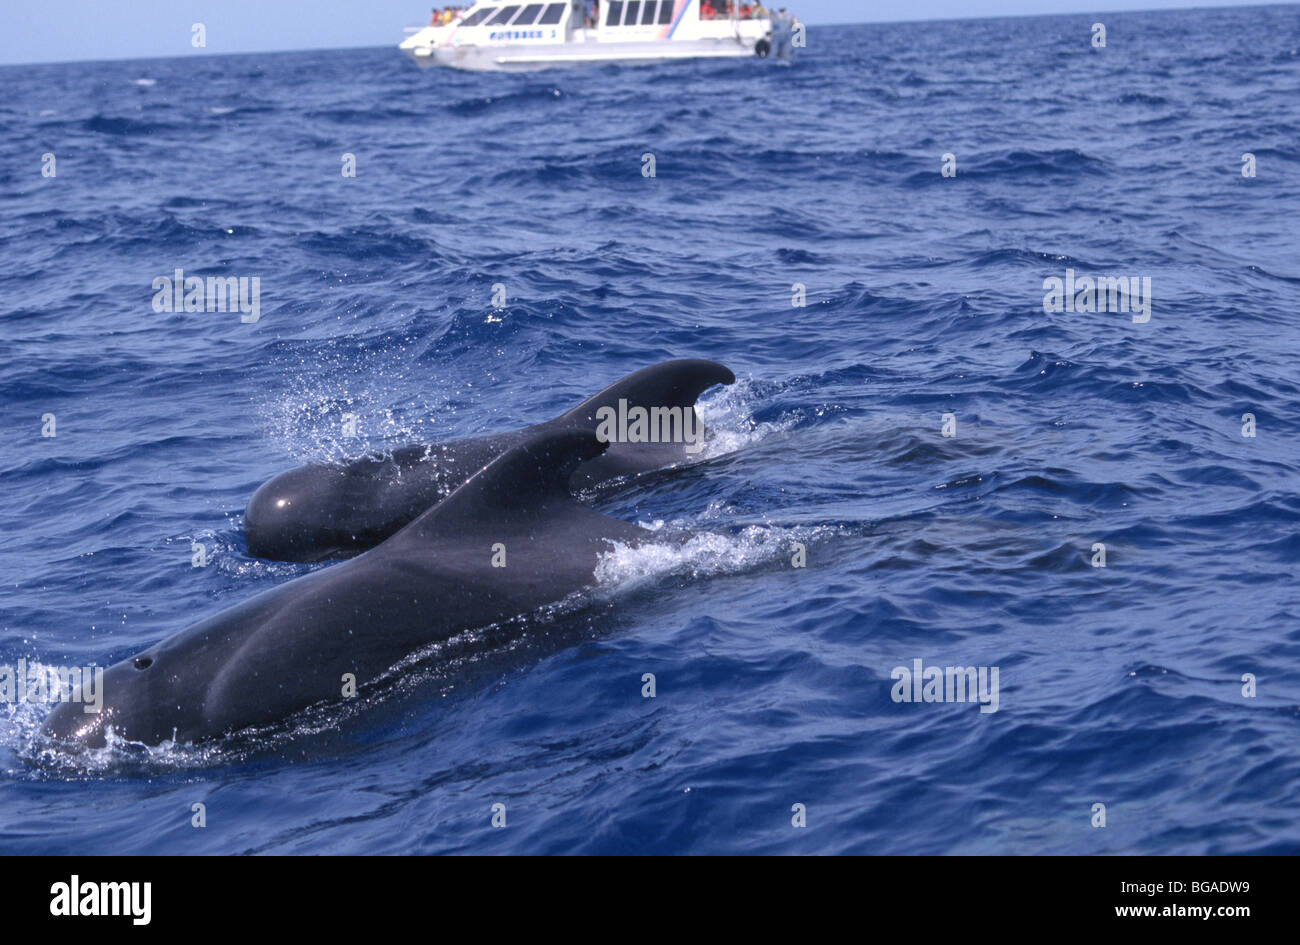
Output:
top-left (515, 2), bottom-right (545, 24)
top-left (658, 1), bottom-right (674, 24)
top-left (624, 1), bottom-right (641, 24)
top-left (460, 6), bottom-right (495, 26)
top-left (605, 1), bottom-right (623, 25)
top-left (487, 5), bottom-right (521, 24)
top-left (538, 3), bottom-right (565, 24)
top-left (641, 0), bottom-right (658, 24)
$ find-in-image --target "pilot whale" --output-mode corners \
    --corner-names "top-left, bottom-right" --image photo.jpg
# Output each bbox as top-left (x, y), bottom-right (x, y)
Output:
top-left (245, 358), bottom-right (734, 562)
top-left (43, 430), bottom-right (668, 749)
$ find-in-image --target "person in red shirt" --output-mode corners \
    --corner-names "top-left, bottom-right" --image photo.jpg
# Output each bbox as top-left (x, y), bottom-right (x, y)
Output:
top-left (701, 1), bottom-right (716, 19)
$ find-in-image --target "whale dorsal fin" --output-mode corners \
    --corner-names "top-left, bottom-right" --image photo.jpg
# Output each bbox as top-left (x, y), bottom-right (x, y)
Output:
top-left (558, 358), bottom-right (735, 428)
top-left (388, 429), bottom-right (613, 544)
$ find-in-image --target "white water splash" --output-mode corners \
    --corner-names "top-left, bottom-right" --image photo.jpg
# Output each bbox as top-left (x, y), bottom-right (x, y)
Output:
top-left (594, 523), bottom-right (836, 591)
top-left (256, 368), bottom-right (460, 464)
top-left (694, 376), bottom-right (799, 460)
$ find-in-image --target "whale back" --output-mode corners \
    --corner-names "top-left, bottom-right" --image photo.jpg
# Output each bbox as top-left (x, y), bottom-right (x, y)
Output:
top-left (45, 429), bottom-right (659, 748)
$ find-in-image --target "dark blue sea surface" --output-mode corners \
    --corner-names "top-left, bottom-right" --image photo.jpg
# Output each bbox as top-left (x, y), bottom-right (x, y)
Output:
top-left (2, 5), bottom-right (1299, 855)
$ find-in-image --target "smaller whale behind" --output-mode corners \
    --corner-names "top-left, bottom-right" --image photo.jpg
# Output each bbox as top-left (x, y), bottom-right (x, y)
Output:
top-left (244, 358), bottom-right (735, 562)
top-left (43, 430), bottom-right (672, 749)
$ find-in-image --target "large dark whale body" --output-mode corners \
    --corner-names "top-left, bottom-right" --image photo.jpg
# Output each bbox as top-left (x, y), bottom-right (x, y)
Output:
top-left (245, 359), bottom-right (734, 562)
top-left (43, 431), bottom-right (663, 749)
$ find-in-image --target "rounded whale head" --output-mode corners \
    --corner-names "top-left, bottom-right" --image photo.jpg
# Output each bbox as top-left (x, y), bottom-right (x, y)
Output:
top-left (244, 457), bottom-right (444, 562)
top-left (41, 650), bottom-right (179, 749)
top-left (244, 464), bottom-right (354, 561)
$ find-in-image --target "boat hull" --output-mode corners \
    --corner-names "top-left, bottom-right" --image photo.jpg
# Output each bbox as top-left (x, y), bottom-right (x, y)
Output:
top-left (403, 36), bottom-right (763, 71)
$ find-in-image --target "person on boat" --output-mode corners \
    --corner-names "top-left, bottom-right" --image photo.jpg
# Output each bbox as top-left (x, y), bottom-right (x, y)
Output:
top-left (700, 1), bottom-right (717, 19)
top-left (586, 0), bottom-right (598, 26)
top-left (751, 3), bottom-right (767, 17)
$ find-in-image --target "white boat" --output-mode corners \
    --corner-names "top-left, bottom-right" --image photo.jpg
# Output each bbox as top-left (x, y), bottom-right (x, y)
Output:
top-left (400, 0), bottom-right (795, 71)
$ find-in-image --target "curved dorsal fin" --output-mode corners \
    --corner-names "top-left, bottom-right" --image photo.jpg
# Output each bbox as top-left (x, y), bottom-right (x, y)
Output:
top-left (558, 358), bottom-right (735, 428)
top-left (391, 429), bottom-right (611, 542)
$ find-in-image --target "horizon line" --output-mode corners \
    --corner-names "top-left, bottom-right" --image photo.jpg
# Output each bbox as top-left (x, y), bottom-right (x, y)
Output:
top-left (0, 1), bottom-right (1290, 68)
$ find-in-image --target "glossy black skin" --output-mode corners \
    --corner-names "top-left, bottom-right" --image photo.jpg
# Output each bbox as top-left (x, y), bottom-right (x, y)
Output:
top-left (43, 431), bottom-right (655, 749)
top-left (244, 359), bottom-right (735, 561)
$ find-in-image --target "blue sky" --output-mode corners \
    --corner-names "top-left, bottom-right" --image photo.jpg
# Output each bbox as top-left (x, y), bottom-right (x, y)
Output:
top-left (0, 1), bottom-right (1286, 65)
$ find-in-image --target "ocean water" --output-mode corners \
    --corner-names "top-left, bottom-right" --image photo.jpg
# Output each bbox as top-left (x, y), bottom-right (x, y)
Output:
top-left (2, 5), bottom-right (1299, 855)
